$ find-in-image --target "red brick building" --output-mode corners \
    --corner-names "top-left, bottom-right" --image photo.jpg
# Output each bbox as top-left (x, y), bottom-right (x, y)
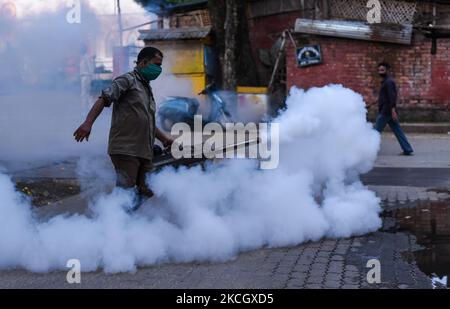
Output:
top-left (247, 0), bottom-right (450, 121)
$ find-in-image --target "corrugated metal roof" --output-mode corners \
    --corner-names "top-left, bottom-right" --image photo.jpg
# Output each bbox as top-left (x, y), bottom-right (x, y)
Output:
top-left (138, 26), bottom-right (211, 41)
top-left (294, 19), bottom-right (413, 45)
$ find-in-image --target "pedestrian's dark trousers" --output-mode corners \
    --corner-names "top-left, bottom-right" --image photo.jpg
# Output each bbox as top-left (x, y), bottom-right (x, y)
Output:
top-left (110, 154), bottom-right (154, 198)
top-left (374, 113), bottom-right (414, 153)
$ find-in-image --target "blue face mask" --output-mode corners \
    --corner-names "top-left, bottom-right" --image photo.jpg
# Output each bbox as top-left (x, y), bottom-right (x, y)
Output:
top-left (138, 63), bottom-right (162, 81)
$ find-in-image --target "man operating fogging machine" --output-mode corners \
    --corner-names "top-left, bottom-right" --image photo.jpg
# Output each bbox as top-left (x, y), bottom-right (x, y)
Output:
top-left (74, 47), bottom-right (174, 210)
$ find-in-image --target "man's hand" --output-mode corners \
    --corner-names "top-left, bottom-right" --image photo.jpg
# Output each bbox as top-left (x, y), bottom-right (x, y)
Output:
top-left (162, 136), bottom-right (174, 149)
top-left (155, 127), bottom-right (175, 149)
top-left (366, 101), bottom-right (379, 111)
top-left (73, 121), bottom-right (92, 142)
top-left (73, 98), bottom-right (106, 143)
top-left (391, 109), bottom-right (398, 122)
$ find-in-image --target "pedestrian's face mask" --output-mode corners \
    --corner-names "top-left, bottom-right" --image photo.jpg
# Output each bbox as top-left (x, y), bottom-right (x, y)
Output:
top-left (378, 66), bottom-right (387, 78)
top-left (138, 63), bottom-right (162, 81)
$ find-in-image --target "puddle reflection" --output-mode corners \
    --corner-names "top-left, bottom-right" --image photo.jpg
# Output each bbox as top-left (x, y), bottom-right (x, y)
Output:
top-left (387, 201), bottom-right (450, 288)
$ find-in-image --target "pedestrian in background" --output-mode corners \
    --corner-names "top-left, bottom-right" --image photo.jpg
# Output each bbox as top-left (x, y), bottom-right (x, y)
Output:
top-left (374, 62), bottom-right (414, 156)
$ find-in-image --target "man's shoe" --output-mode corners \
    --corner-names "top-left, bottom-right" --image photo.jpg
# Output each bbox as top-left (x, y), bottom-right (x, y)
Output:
top-left (401, 151), bottom-right (414, 156)
top-left (127, 190), bottom-right (154, 213)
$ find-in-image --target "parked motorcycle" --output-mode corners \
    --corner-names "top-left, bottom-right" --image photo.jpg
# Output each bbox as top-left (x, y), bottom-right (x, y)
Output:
top-left (157, 83), bottom-right (232, 131)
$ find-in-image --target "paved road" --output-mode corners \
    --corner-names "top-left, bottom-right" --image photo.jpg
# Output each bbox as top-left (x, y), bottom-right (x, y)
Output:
top-left (1, 133), bottom-right (449, 289)
top-left (362, 167), bottom-right (450, 187)
top-left (375, 133), bottom-right (450, 168)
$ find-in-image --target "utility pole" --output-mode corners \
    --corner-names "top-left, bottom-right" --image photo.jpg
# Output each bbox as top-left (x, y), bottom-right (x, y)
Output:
top-left (223, 0), bottom-right (238, 90)
top-left (116, 0), bottom-right (124, 47)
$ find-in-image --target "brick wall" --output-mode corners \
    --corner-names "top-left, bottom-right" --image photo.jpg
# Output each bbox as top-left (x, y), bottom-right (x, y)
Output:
top-left (285, 34), bottom-right (450, 121)
top-left (248, 12), bottom-right (450, 121)
top-left (248, 11), bottom-right (300, 83)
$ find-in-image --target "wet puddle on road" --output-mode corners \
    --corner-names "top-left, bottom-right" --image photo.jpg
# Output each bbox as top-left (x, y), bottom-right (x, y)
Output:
top-left (384, 201), bottom-right (450, 288)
